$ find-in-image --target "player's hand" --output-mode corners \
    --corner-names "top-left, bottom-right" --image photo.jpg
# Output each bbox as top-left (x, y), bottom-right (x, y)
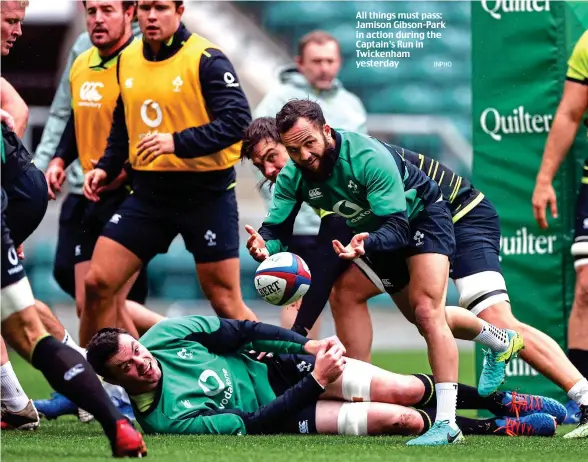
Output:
top-left (305, 336), bottom-right (346, 357)
top-left (532, 180), bottom-right (558, 229)
top-left (136, 133), bottom-right (174, 164)
top-left (332, 232), bottom-right (369, 260)
top-left (0, 109), bottom-right (15, 132)
top-left (311, 343), bottom-right (346, 388)
top-left (90, 159), bottom-right (128, 194)
top-left (83, 168), bottom-right (107, 202)
top-left (245, 224), bottom-right (269, 262)
top-left (16, 244), bottom-right (24, 260)
top-left (45, 158), bottom-right (66, 200)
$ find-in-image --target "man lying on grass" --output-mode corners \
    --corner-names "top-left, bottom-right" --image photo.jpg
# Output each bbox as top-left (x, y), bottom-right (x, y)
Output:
top-left (86, 316), bottom-right (564, 443)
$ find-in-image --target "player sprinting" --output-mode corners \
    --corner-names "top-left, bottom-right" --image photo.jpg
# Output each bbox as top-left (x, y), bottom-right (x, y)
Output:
top-left (246, 100), bottom-right (466, 446)
top-left (86, 315), bottom-right (563, 438)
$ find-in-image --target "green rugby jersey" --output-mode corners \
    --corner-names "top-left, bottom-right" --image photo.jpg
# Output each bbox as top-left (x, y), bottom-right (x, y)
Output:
top-left (260, 129), bottom-right (441, 254)
top-left (131, 316), bottom-right (323, 435)
top-left (389, 144), bottom-right (485, 223)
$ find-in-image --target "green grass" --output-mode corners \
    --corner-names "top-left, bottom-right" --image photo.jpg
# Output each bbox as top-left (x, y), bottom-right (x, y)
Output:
top-left (2, 350), bottom-right (587, 461)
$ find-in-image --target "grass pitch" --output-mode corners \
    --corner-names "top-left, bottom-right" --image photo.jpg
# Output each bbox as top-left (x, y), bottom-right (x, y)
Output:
top-left (2, 350), bottom-right (587, 461)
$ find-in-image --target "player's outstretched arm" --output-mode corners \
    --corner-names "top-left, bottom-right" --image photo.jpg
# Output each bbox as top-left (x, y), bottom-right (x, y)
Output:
top-left (257, 164), bottom-right (303, 254)
top-left (292, 214), bottom-right (353, 335)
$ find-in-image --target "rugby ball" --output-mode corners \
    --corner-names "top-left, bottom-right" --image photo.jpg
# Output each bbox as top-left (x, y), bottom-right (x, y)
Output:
top-left (254, 252), bottom-right (311, 306)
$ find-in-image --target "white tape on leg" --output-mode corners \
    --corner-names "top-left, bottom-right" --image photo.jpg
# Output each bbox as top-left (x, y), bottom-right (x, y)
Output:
top-left (1, 278), bottom-right (35, 322)
top-left (341, 359), bottom-right (373, 402)
top-left (337, 402), bottom-right (370, 436)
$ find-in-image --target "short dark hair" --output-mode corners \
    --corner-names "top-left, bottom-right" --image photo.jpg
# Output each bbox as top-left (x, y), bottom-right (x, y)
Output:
top-left (86, 327), bottom-right (128, 378)
top-left (241, 117), bottom-right (281, 160)
top-left (82, 1), bottom-right (136, 11)
top-left (297, 30), bottom-right (340, 59)
top-left (275, 99), bottom-right (326, 135)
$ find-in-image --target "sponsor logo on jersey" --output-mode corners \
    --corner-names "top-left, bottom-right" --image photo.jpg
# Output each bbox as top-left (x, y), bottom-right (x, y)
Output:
top-left (481, 0), bottom-right (551, 20)
top-left (333, 200), bottom-right (372, 223)
top-left (140, 99), bottom-right (163, 129)
top-left (78, 81), bottom-right (104, 108)
top-left (480, 106), bottom-right (552, 141)
top-left (308, 188), bottom-right (323, 199)
top-left (197, 369), bottom-right (234, 409)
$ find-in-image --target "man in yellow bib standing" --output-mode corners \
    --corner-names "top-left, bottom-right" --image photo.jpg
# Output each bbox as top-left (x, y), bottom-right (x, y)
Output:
top-left (82, 0), bottom-right (256, 346)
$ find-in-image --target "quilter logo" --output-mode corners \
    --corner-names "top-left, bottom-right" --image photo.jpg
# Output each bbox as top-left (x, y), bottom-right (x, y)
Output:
top-left (481, 0), bottom-right (551, 20)
top-left (480, 106), bottom-right (553, 141)
top-left (499, 226), bottom-right (557, 261)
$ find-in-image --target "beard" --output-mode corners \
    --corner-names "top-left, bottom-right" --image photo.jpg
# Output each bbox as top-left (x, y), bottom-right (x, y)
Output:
top-left (298, 133), bottom-right (339, 182)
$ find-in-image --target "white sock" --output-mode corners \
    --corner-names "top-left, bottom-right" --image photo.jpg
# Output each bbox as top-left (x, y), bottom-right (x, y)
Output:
top-left (568, 378), bottom-right (588, 406)
top-left (62, 330), bottom-right (87, 358)
top-left (473, 321), bottom-right (510, 352)
top-left (435, 382), bottom-right (458, 427)
top-left (0, 361), bottom-right (30, 412)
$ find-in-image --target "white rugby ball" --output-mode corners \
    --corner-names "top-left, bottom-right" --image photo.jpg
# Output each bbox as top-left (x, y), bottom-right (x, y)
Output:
top-left (254, 252), bottom-right (311, 306)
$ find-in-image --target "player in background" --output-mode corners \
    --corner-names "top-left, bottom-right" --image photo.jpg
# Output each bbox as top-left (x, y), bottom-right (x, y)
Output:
top-left (243, 117), bottom-right (588, 438)
top-left (82, 0), bottom-right (256, 347)
top-left (532, 30), bottom-right (588, 435)
top-left (87, 315), bottom-right (563, 438)
top-left (246, 101), bottom-right (466, 446)
top-left (254, 30), bottom-right (368, 337)
top-left (45, 0), bottom-right (155, 342)
top-left (34, 0), bottom-right (149, 308)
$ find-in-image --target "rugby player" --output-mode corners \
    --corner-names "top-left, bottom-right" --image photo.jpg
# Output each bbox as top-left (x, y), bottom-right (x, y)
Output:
top-left (81, 0), bottom-right (256, 346)
top-left (254, 31), bottom-right (368, 339)
top-left (86, 316), bottom-right (564, 439)
top-left (246, 100), bottom-right (468, 446)
top-left (45, 0), bottom-right (152, 341)
top-left (1, 0), bottom-right (49, 430)
top-left (533, 29), bottom-right (588, 435)
top-left (2, 167), bottom-right (146, 455)
top-left (244, 116), bottom-right (588, 439)
top-left (35, 2), bottom-right (149, 309)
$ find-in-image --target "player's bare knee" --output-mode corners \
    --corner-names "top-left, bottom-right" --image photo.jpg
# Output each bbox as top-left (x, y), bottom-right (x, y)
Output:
top-left (381, 409), bottom-right (422, 436)
top-left (84, 269), bottom-right (114, 301)
top-left (574, 266), bottom-right (588, 310)
top-left (209, 293), bottom-right (243, 319)
top-left (412, 301), bottom-right (442, 333)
